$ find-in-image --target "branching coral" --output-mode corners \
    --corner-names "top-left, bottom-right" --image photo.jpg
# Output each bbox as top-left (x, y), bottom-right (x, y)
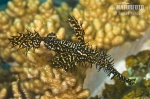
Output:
top-left (0, 0), bottom-right (66, 61)
top-left (0, 0), bottom-right (89, 98)
top-left (10, 56), bottom-right (90, 98)
top-left (72, 0), bottom-right (150, 49)
top-left (0, 0), bottom-right (150, 98)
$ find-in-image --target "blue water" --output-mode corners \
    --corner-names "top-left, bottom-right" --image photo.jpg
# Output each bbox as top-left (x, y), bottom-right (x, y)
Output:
top-left (0, 58), bottom-right (10, 71)
top-left (0, 0), bottom-right (78, 9)
top-left (53, 0), bottom-right (78, 7)
top-left (0, 0), bottom-right (11, 10)
top-left (0, 0), bottom-right (10, 5)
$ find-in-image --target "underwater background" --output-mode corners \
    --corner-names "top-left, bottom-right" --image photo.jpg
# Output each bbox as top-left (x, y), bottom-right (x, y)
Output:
top-left (0, 0), bottom-right (150, 99)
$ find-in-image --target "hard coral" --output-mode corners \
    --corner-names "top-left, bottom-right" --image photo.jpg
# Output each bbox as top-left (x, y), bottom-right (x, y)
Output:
top-left (0, 0), bottom-right (66, 61)
top-left (10, 53), bottom-right (90, 98)
top-left (0, 0), bottom-right (89, 98)
top-left (0, 0), bottom-right (150, 98)
top-left (72, 0), bottom-right (150, 49)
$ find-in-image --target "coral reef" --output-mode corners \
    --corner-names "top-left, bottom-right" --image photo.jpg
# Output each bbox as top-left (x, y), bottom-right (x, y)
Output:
top-left (72, 0), bottom-right (150, 49)
top-left (10, 51), bottom-right (89, 98)
top-left (90, 50), bottom-right (150, 99)
top-left (0, 56), bottom-right (89, 98)
top-left (0, 0), bottom-right (89, 98)
top-left (0, 0), bottom-right (150, 98)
